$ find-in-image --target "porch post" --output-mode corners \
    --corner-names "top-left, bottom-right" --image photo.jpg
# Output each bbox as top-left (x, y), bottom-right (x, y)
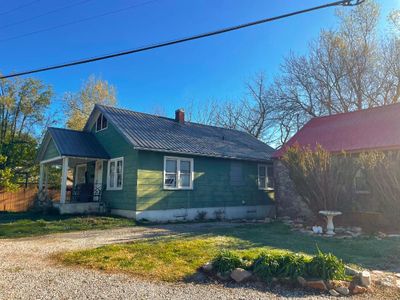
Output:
top-left (44, 165), bottom-right (49, 190)
top-left (60, 157), bottom-right (69, 204)
top-left (39, 163), bottom-right (44, 191)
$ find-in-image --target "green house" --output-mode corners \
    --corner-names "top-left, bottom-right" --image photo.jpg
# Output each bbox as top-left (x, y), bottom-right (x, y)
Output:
top-left (37, 105), bottom-right (275, 221)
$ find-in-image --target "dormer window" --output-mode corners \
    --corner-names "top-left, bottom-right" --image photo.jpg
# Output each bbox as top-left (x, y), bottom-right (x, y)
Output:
top-left (96, 113), bottom-right (108, 132)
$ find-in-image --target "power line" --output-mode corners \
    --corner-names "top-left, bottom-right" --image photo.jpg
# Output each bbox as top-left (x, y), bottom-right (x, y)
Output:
top-left (0, 0), bottom-right (40, 16)
top-left (0, 0), bottom-right (93, 30)
top-left (0, 0), bottom-right (161, 43)
top-left (0, 0), bottom-right (365, 80)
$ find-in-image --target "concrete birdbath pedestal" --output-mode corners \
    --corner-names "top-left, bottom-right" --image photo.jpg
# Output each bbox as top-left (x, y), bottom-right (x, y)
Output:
top-left (319, 211), bottom-right (342, 235)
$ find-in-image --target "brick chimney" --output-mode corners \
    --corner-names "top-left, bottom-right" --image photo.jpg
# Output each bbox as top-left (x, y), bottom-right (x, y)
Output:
top-left (175, 108), bottom-right (185, 124)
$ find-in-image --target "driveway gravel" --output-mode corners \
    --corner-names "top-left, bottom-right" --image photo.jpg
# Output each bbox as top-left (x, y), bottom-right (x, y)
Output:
top-left (0, 223), bottom-right (395, 299)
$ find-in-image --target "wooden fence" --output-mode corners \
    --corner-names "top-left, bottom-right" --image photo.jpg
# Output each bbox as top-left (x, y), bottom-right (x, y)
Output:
top-left (0, 186), bottom-right (38, 212)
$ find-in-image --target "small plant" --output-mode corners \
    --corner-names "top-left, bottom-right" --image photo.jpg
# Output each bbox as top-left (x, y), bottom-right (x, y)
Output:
top-left (306, 247), bottom-right (346, 280)
top-left (214, 209), bottom-right (225, 221)
top-left (195, 210), bottom-right (207, 221)
top-left (252, 252), bottom-right (280, 280)
top-left (212, 250), bottom-right (243, 274)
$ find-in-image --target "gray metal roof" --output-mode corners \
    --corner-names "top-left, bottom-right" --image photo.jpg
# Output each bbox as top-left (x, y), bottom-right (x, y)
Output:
top-left (48, 127), bottom-right (110, 159)
top-left (95, 104), bottom-right (274, 161)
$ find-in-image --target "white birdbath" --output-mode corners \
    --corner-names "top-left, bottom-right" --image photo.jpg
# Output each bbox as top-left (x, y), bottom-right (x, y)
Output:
top-left (319, 211), bottom-right (342, 235)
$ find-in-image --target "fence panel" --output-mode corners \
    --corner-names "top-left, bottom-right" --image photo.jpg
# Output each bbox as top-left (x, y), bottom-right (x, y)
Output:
top-left (0, 185), bottom-right (38, 212)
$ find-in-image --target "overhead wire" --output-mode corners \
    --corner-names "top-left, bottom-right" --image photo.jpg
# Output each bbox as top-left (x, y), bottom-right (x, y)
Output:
top-left (0, 0), bottom-right (365, 79)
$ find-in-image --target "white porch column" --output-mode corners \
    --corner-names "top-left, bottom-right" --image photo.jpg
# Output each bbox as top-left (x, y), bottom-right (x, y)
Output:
top-left (60, 157), bottom-right (69, 204)
top-left (39, 163), bottom-right (44, 191)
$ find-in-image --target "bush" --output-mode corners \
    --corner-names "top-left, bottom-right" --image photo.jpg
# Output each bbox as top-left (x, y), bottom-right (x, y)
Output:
top-left (253, 252), bottom-right (308, 280)
top-left (211, 248), bottom-right (346, 282)
top-left (212, 250), bottom-right (243, 273)
top-left (307, 248), bottom-right (346, 280)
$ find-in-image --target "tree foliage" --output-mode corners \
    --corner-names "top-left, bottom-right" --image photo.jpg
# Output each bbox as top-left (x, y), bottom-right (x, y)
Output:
top-left (0, 76), bottom-right (54, 190)
top-left (282, 145), bottom-right (358, 215)
top-left (65, 75), bottom-right (117, 130)
top-left (359, 151), bottom-right (400, 218)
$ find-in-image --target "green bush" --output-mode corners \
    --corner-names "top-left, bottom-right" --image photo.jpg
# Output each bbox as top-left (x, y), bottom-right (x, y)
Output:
top-left (307, 248), bottom-right (346, 280)
top-left (212, 248), bottom-right (346, 282)
top-left (212, 250), bottom-right (243, 273)
top-left (253, 252), bottom-right (308, 280)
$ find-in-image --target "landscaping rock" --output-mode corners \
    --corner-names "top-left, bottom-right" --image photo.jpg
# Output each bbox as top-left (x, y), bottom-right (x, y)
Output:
top-left (216, 272), bottom-right (230, 281)
top-left (395, 273), bottom-right (400, 278)
top-left (201, 262), bottom-right (213, 273)
top-left (297, 276), bottom-right (307, 287)
top-left (335, 286), bottom-right (350, 295)
top-left (305, 280), bottom-right (327, 291)
top-left (360, 271), bottom-right (371, 287)
top-left (230, 268), bottom-right (252, 283)
top-left (345, 265), bottom-right (359, 276)
top-left (328, 289), bottom-right (340, 296)
top-left (351, 285), bottom-right (368, 294)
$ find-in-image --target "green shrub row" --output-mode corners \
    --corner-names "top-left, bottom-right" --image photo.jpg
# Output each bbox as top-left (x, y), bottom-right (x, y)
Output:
top-left (211, 248), bottom-right (346, 281)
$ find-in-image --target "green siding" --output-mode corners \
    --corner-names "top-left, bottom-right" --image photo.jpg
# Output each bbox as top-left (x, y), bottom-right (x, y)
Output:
top-left (92, 122), bottom-right (138, 210)
top-left (42, 138), bottom-right (60, 160)
top-left (136, 151), bottom-right (273, 211)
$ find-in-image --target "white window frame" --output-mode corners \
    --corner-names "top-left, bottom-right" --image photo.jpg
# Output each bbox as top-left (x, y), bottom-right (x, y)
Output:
top-left (163, 156), bottom-right (194, 190)
top-left (258, 164), bottom-right (274, 191)
top-left (95, 113), bottom-right (108, 132)
top-left (354, 169), bottom-right (370, 194)
top-left (107, 157), bottom-right (124, 191)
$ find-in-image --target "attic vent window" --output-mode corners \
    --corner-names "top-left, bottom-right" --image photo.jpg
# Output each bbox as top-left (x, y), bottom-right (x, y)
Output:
top-left (96, 113), bottom-right (108, 132)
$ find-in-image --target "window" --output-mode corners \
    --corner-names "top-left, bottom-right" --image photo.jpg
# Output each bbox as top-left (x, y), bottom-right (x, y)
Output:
top-left (96, 113), bottom-right (108, 132)
top-left (230, 162), bottom-right (243, 186)
top-left (107, 157), bottom-right (123, 190)
top-left (258, 164), bottom-right (274, 190)
top-left (354, 169), bottom-right (369, 194)
top-left (163, 156), bottom-right (193, 190)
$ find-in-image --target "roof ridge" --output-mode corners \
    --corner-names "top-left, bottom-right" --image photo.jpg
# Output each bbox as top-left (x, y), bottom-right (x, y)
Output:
top-left (48, 127), bottom-right (91, 134)
top-left (97, 103), bottom-right (265, 139)
top-left (311, 102), bottom-right (400, 121)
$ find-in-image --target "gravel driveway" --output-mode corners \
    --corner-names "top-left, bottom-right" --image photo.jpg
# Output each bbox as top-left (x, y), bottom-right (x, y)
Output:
top-left (0, 223), bottom-right (393, 299)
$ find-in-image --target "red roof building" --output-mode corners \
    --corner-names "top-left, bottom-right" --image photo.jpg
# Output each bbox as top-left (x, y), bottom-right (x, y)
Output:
top-left (274, 103), bottom-right (400, 157)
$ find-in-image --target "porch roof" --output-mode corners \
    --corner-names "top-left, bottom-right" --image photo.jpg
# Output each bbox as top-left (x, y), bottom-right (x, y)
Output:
top-left (39, 127), bottom-right (110, 161)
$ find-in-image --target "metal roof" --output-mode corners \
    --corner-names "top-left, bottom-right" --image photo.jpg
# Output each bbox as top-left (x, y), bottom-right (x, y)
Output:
top-left (95, 104), bottom-right (275, 161)
top-left (47, 127), bottom-right (110, 159)
top-left (274, 103), bottom-right (400, 157)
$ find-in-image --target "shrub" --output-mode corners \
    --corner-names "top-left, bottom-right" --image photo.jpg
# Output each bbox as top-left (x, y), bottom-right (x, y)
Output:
top-left (195, 210), bottom-right (207, 221)
top-left (306, 248), bottom-right (346, 280)
top-left (252, 252), bottom-right (308, 280)
top-left (252, 252), bottom-right (280, 280)
top-left (212, 250), bottom-right (243, 273)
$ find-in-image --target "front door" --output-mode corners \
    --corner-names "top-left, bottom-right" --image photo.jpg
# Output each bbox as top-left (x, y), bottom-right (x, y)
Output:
top-left (94, 160), bottom-right (103, 186)
top-left (93, 160), bottom-right (103, 201)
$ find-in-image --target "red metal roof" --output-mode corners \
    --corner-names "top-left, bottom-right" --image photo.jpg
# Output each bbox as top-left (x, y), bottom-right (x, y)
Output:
top-left (274, 103), bottom-right (400, 157)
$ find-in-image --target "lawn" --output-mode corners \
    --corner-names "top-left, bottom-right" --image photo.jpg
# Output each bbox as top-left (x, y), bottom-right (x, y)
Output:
top-left (0, 212), bottom-right (135, 238)
top-left (57, 222), bottom-right (400, 282)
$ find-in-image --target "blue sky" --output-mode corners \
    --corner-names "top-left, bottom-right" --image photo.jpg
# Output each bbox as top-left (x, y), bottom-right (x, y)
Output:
top-left (0, 0), bottom-right (398, 123)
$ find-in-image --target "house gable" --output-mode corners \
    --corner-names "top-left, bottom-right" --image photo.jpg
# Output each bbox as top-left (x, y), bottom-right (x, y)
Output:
top-left (41, 137), bottom-right (61, 161)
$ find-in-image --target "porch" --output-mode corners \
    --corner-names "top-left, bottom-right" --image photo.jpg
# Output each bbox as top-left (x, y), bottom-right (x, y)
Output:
top-left (36, 127), bottom-right (110, 214)
top-left (39, 156), bottom-right (106, 213)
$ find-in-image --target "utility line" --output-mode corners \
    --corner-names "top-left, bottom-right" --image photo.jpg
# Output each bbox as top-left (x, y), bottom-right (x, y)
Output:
top-left (0, 0), bottom-right (161, 43)
top-left (0, 0), bottom-right (365, 80)
top-left (0, 0), bottom-right (94, 30)
top-left (0, 0), bottom-right (40, 16)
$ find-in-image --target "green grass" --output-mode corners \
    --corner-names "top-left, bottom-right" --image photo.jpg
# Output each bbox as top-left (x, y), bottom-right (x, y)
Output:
top-left (57, 222), bottom-right (400, 282)
top-left (0, 212), bottom-right (135, 238)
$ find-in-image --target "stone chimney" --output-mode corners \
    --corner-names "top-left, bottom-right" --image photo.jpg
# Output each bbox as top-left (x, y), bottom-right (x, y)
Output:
top-left (175, 108), bottom-right (185, 124)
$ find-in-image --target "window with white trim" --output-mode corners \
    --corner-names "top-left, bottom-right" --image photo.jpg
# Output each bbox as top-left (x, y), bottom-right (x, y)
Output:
top-left (354, 169), bottom-right (369, 194)
top-left (164, 156), bottom-right (193, 190)
top-left (107, 157), bottom-right (123, 190)
top-left (258, 164), bottom-right (274, 190)
top-left (96, 113), bottom-right (108, 132)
